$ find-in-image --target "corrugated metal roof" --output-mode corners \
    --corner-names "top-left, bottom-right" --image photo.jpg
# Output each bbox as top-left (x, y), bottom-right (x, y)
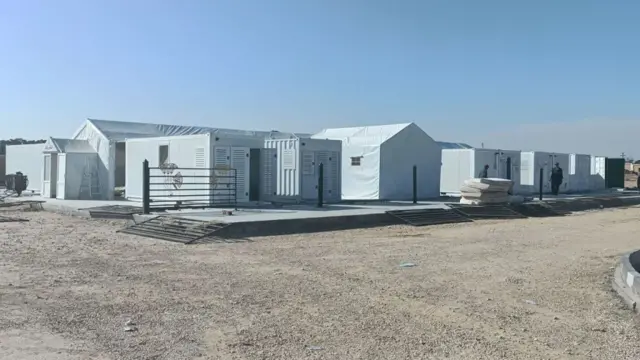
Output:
top-left (85, 119), bottom-right (278, 141)
top-left (437, 141), bottom-right (473, 149)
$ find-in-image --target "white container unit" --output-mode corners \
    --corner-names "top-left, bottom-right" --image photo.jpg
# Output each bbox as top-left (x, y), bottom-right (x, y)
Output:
top-left (440, 148), bottom-right (521, 196)
top-left (126, 134), bottom-right (213, 203)
top-left (566, 154), bottom-right (591, 193)
top-left (589, 155), bottom-right (606, 191)
top-left (519, 151), bottom-right (570, 194)
top-left (6, 143), bottom-right (46, 193)
top-left (263, 137), bottom-right (341, 203)
top-left (211, 133), bottom-right (265, 204)
top-left (126, 133), bottom-right (264, 205)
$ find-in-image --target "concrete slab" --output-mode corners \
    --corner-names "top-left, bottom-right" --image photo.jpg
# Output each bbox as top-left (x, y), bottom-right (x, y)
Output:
top-left (6, 191), bottom-right (640, 239)
top-left (3, 195), bottom-right (139, 217)
top-left (158, 202), bottom-right (450, 223)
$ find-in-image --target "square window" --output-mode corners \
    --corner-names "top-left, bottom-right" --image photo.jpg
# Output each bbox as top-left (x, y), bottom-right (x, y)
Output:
top-left (351, 157), bottom-right (361, 166)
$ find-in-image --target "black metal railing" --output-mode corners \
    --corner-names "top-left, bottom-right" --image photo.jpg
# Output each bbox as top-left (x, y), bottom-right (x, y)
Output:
top-left (141, 160), bottom-right (237, 214)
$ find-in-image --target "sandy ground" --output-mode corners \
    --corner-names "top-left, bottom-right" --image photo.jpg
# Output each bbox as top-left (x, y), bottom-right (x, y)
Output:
top-left (1, 206), bottom-right (640, 359)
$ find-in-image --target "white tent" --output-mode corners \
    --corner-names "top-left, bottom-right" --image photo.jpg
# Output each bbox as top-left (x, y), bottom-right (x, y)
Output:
top-left (42, 138), bottom-right (100, 200)
top-left (67, 119), bottom-right (277, 200)
top-left (312, 123), bottom-right (442, 201)
top-left (6, 143), bottom-right (46, 193)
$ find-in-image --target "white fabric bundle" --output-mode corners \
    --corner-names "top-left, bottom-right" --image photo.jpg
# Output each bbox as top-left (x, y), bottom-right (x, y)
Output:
top-left (460, 178), bottom-right (514, 205)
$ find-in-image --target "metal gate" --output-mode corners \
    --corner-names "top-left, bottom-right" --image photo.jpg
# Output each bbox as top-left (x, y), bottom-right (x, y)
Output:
top-left (141, 160), bottom-right (237, 213)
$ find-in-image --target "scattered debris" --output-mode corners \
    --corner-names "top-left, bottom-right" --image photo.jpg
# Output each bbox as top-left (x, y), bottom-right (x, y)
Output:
top-left (524, 300), bottom-right (537, 305)
top-left (117, 215), bottom-right (230, 244)
top-left (307, 346), bottom-right (324, 351)
top-left (125, 319), bottom-right (136, 326)
top-left (124, 326), bottom-right (137, 332)
top-left (399, 262), bottom-right (417, 268)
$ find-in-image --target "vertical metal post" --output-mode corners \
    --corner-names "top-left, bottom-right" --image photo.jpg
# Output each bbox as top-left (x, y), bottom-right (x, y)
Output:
top-left (412, 165), bottom-right (417, 204)
top-left (317, 163), bottom-right (324, 208)
top-left (538, 167), bottom-right (544, 201)
top-left (142, 159), bottom-right (150, 214)
top-left (234, 169), bottom-right (238, 210)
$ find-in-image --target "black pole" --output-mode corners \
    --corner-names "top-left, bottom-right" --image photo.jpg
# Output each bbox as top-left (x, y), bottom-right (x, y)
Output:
top-left (317, 162), bottom-right (324, 208)
top-left (412, 165), bottom-right (417, 204)
top-left (538, 167), bottom-right (544, 201)
top-left (142, 159), bottom-right (150, 214)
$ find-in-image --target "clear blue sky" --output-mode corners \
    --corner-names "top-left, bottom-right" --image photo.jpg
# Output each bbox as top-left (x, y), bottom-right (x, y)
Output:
top-left (1, 0), bottom-right (639, 157)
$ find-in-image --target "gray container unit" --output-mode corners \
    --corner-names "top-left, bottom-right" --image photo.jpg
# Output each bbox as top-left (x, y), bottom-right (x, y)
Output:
top-left (262, 136), bottom-right (341, 203)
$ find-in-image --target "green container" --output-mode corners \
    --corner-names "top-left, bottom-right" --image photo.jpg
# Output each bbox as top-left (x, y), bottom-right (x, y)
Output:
top-left (605, 158), bottom-right (625, 188)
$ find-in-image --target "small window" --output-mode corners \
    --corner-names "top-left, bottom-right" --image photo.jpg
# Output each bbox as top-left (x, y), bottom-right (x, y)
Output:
top-left (159, 145), bottom-right (169, 165)
top-left (351, 157), bottom-right (361, 166)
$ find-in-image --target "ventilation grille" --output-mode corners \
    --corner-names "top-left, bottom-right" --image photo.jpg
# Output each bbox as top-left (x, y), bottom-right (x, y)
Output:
top-left (302, 152), bottom-right (315, 175)
top-left (195, 147), bottom-right (206, 168)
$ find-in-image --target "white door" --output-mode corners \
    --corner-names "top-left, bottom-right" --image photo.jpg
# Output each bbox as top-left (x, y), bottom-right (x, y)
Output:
top-left (230, 147), bottom-right (250, 202)
top-left (56, 154), bottom-right (66, 199)
top-left (316, 151), bottom-right (333, 200)
top-left (212, 147), bottom-right (231, 204)
top-left (301, 151), bottom-right (317, 200)
top-left (42, 155), bottom-right (52, 198)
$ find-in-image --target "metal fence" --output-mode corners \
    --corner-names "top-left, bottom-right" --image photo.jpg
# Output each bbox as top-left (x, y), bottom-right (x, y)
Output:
top-left (141, 160), bottom-right (237, 213)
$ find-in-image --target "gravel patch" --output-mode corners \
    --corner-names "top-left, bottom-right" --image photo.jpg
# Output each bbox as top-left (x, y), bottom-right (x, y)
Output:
top-left (1, 206), bottom-right (640, 359)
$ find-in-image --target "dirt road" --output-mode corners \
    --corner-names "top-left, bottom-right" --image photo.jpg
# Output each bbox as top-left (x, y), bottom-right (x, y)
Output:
top-left (1, 207), bottom-right (640, 359)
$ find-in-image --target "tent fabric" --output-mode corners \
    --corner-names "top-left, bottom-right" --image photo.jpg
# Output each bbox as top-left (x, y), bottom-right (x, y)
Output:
top-left (313, 123), bottom-right (412, 146)
top-left (312, 124), bottom-right (413, 200)
top-left (5, 143), bottom-right (45, 192)
top-left (82, 119), bottom-right (278, 141)
top-left (312, 123), bottom-right (442, 200)
top-left (44, 138), bottom-right (95, 154)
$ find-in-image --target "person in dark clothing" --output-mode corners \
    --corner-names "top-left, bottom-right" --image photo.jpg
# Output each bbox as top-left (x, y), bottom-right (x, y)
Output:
top-left (550, 162), bottom-right (563, 195)
top-left (478, 164), bottom-right (489, 178)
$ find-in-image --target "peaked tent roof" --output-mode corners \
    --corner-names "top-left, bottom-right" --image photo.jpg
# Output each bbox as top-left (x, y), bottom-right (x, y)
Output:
top-left (77, 119), bottom-right (279, 141)
top-left (43, 137), bottom-right (95, 153)
top-left (312, 123), bottom-right (414, 145)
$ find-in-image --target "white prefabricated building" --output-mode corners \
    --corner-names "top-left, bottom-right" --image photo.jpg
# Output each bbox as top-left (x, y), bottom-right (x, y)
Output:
top-left (41, 138), bottom-right (100, 200)
top-left (589, 155), bottom-right (607, 191)
top-left (566, 154), bottom-right (592, 193)
top-left (49, 118), bottom-right (274, 200)
top-left (126, 131), bottom-right (268, 205)
top-left (5, 143), bottom-right (46, 193)
top-left (519, 151), bottom-right (570, 194)
top-left (440, 148), bottom-right (522, 196)
top-left (312, 123), bottom-right (442, 201)
top-left (262, 136), bottom-right (342, 203)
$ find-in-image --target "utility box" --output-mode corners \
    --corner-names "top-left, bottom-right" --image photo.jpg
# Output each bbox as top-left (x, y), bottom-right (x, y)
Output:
top-left (262, 136), bottom-right (341, 203)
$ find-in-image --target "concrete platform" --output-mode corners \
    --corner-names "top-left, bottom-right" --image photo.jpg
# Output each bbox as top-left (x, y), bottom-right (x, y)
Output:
top-left (6, 191), bottom-right (640, 239)
top-left (132, 203), bottom-right (453, 237)
top-left (3, 195), bottom-right (137, 217)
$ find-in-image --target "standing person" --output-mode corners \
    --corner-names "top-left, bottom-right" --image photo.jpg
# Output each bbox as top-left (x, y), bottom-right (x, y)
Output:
top-left (550, 162), bottom-right (563, 195)
top-left (478, 164), bottom-right (489, 178)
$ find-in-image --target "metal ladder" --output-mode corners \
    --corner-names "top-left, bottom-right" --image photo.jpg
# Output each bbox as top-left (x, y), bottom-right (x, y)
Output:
top-left (79, 159), bottom-right (101, 199)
